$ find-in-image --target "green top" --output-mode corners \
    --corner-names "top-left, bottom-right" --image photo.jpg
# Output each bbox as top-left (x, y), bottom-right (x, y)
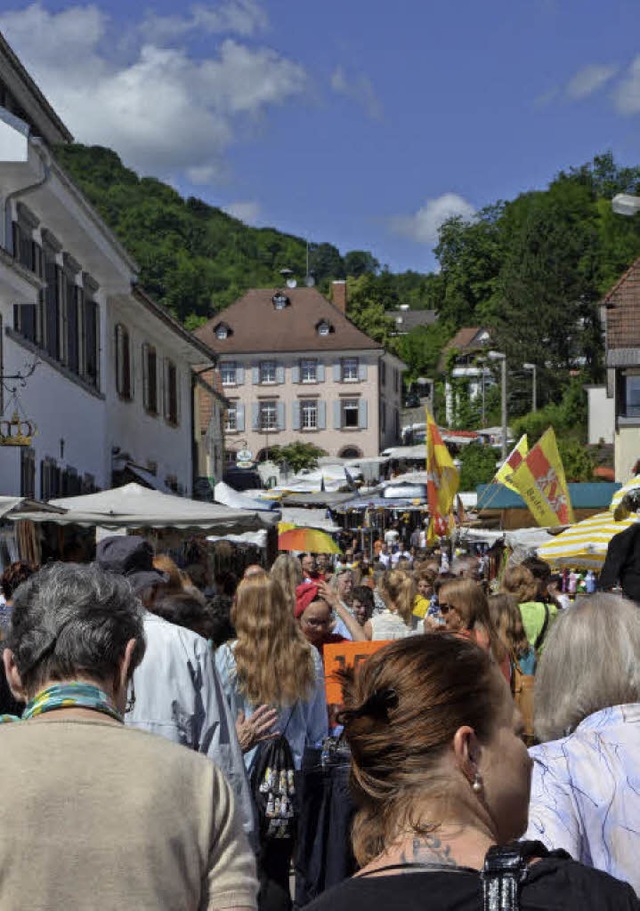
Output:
top-left (519, 600), bottom-right (558, 652)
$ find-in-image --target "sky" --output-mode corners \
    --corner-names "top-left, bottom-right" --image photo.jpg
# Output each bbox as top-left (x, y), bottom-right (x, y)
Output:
top-left (1, 0), bottom-right (640, 274)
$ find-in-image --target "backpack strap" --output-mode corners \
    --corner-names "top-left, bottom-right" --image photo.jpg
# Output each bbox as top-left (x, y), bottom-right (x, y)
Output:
top-left (533, 603), bottom-right (550, 651)
top-left (481, 841), bottom-right (548, 911)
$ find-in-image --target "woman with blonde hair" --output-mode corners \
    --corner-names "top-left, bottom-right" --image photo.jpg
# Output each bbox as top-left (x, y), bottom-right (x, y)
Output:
top-left (270, 553), bottom-right (303, 610)
top-left (437, 578), bottom-right (509, 681)
top-left (488, 592), bottom-right (536, 676)
top-left (525, 594), bottom-right (640, 893)
top-left (502, 564), bottom-right (557, 653)
top-left (365, 570), bottom-right (416, 640)
top-left (216, 575), bottom-right (328, 911)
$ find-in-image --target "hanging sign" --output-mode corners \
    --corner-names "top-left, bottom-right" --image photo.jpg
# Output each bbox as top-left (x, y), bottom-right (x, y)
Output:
top-left (0, 411), bottom-right (36, 447)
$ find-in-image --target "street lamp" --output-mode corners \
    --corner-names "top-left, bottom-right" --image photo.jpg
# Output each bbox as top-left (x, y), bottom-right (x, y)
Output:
top-left (488, 350), bottom-right (508, 461)
top-left (612, 193), bottom-right (640, 217)
top-left (523, 362), bottom-right (537, 412)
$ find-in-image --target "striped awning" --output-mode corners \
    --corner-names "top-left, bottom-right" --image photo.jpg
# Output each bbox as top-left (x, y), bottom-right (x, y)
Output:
top-left (610, 475), bottom-right (640, 512)
top-left (537, 511), bottom-right (639, 570)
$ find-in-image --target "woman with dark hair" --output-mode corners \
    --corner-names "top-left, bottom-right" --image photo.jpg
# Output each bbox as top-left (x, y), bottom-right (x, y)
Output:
top-left (306, 635), bottom-right (638, 911)
top-left (0, 562), bottom-right (257, 909)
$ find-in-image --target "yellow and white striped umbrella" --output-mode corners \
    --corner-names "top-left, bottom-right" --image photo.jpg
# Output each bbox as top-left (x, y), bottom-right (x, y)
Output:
top-left (537, 511), bottom-right (639, 570)
top-left (610, 476), bottom-right (640, 512)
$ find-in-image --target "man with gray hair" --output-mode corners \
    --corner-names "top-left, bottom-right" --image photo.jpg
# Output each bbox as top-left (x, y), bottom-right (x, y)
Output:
top-left (96, 535), bottom-right (255, 843)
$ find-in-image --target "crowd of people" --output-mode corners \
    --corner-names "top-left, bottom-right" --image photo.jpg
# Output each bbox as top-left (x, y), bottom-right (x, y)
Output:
top-left (0, 536), bottom-right (637, 910)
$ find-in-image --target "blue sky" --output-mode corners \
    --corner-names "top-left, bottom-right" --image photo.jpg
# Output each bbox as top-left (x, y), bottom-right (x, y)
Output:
top-left (1, 0), bottom-right (640, 273)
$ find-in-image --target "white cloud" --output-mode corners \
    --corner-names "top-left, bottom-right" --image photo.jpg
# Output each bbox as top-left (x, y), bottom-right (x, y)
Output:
top-left (565, 63), bottom-right (617, 100)
top-left (0, 2), bottom-right (306, 183)
top-left (141, 0), bottom-right (269, 46)
top-left (390, 193), bottom-right (476, 246)
top-left (223, 200), bottom-right (261, 224)
top-left (614, 56), bottom-right (640, 115)
top-left (330, 65), bottom-right (382, 120)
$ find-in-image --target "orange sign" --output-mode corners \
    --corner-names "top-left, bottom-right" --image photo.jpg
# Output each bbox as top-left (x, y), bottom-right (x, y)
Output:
top-left (324, 640), bottom-right (392, 704)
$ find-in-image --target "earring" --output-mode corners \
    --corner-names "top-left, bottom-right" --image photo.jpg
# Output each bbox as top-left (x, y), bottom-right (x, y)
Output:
top-left (472, 772), bottom-right (483, 793)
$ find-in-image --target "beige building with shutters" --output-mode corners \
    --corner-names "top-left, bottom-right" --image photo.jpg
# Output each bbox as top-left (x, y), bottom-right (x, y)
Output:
top-left (195, 282), bottom-right (406, 461)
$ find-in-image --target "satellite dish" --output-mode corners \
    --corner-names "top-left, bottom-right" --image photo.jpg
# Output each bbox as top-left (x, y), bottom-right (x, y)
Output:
top-left (305, 275), bottom-right (315, 287)
top-left (286, 278), bottom-right (298, 288)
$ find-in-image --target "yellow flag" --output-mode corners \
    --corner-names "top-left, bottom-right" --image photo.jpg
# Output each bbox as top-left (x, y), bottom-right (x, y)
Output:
top-left (509, 427), bottom-right (574, 527)
top-left (425, 408), bottom-right (459, 539)
top-left (494, 434), bottom-right (529, 493)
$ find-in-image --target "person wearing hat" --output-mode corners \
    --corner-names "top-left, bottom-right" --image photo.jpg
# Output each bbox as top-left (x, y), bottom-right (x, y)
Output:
top-left (96, 535), bottom-right (255, 844)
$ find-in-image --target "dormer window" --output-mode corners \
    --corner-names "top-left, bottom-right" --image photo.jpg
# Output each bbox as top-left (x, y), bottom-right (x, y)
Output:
top-left (215, 322), bottom-right (231, 340)
top-left (272, 291), bottom-right (290, 310)
top-left (317, 320), bottom-right (333, 337)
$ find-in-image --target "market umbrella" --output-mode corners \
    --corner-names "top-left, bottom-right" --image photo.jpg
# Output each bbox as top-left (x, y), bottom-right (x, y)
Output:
top-left (278, 527), bottom-right (341, 554)
top-left (537, 511), bottom-right (639, 570)
top-left (610, 475), bottom-right (640, 516)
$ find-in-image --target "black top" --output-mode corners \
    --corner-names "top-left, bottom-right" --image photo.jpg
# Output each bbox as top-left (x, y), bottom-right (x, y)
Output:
top-left (306, 856), bottom-right (640, 911)
top-left (599, 522), bottom-right (640, 602)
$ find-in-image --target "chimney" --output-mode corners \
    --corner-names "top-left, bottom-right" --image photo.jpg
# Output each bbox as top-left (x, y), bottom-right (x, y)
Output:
top-left (331, 280), bottom-right (347, 313)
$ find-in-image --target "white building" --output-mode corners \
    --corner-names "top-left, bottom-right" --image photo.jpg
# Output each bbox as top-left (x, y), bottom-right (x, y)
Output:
top-left (0, 34), bottom-right (220, 498)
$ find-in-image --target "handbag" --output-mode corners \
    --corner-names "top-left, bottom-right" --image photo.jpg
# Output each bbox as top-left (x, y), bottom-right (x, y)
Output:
top-left (510, 652), bottom-right (536, 746)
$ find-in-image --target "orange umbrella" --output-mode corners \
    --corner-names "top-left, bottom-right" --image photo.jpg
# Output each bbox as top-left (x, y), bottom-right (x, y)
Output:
top-left (278, 527), bottom-right (341, 554)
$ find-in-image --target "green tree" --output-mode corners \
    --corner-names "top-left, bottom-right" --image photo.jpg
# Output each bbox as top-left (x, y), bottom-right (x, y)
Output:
top-left (458, 443), bottom-right (500, 492)
top-left (267, 442), bottom-right (327, 473)
top-left (346, 274), bottom-right (397, 346)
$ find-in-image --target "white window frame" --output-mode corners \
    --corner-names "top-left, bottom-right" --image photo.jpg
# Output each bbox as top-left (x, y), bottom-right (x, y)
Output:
top-left (260, 361), bottom-right (277, 384)
top-left (301, 359), bottom-right (317, 384)
top-left (342, 398), bottom-right (359, 429)
top-left (342, 357), bottom-right (359, 382)
top-left (301, 399), bottom-right (318, 430)
top-left (220, 361), bottom-right (237, 386)
top-left (259, 400), bottom-right (277, 431)
top-left (225, 402), bottom-right (238, 432)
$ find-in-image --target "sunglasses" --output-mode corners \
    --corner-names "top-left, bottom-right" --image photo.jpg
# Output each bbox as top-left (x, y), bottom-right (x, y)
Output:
top-left (438, 603), bottom-right (457, 615)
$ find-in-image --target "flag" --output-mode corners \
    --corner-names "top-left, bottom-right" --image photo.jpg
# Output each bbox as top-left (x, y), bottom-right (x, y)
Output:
top-left (494, 434), bottom-right (529, 492)
top-left (509, 427), bottom-right (574, 527)
top-left (425, 408), bottom-right (459, 541)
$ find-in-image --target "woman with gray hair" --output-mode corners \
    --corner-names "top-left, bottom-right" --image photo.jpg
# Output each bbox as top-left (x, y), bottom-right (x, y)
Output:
top-left (0, 562), bottom-right (257, 911)
top-left (525, 593), bottom-right (640, 894)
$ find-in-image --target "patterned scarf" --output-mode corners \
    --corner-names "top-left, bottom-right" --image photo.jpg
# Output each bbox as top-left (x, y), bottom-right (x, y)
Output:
top-left (0, 682), bottom-right (123, 724)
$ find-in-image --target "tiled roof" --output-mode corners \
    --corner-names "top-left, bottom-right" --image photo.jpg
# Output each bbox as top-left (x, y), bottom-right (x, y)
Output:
top-left (602, 257), bottom-right (640, 349)
top-left (444, 327), bottom-right (488, 351)
top-left (194, 288), bottom-right (383, 355)
top-left (388, 309), bottom-right (438, 331)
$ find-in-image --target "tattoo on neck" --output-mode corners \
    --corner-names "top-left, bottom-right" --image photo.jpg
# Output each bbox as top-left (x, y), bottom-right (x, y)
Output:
top-left (399, 835), bottom-right (458, 868)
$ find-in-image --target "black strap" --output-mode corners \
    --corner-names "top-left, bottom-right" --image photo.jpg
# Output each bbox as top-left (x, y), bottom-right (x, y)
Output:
top-left (533, 603), bottom-right (550, 651)
top-left (482, 841), bottom-right (549, 911)
top-left (358, 861), bottom-right (476, 878)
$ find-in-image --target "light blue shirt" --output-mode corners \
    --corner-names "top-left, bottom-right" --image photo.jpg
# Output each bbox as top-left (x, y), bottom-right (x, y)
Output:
top-left (526, 704), bottom-right (640, 894)
top-left (215, 641), bottom-right (328, 772)
top-left (126, 613), bottom-right (254, 843)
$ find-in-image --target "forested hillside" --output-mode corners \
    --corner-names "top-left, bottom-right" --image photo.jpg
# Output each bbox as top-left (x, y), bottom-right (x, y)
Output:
top-left (55, 145), bottom-right (640, 423)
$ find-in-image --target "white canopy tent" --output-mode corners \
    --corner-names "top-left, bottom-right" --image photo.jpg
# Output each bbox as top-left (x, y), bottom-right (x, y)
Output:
top-left (9, 483), bottom-right (279, 535)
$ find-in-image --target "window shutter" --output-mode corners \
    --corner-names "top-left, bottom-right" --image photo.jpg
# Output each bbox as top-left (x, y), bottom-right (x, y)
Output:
top-left (317, 363), bottom-right (325, 382)
top-left (252, 366), bottom-right (260, 384)
top-left (252, 403), bottom-right (260, 430)
top-left (237, 404), bottom-right (245, 432)
top-left (318, 401), bottom-right (326, 430)
top-left (359, 362), bottom-right (367, 381)
top-left (292, 364), bottom-right (300, 384)
top-left (359, 399), bottom-right (368, 429)
top-left (236, 365), bottom-right (245, 385)
top-left (333, 363), bottom-right (341, 382)
top-left (292, 402), bottom-right (301, 431)
top-left (333, 401), bottom-right (341, 430)
top-left (277, 401), bottom-right (285, 430)
top-left (276, 364), bottom-right (285, 384)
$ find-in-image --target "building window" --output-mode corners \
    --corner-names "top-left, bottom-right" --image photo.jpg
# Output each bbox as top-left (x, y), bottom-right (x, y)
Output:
top-left (342, 398), bottom-right (360, 428)
top-left (83, 296), bottom-right (99, 387)
top-left (220, 361), bottom-right (237, 386)
top-left (301, 359), bottom-right (317, 384)
top-left (142, 343), bottom-right (158, 414)
top-left (40, 457), bottom-right (61, 500)
top-left (620, 372), bottom-right (640, 418)
top-left (342, 358), bottom-right (359, 382)
top-left (20, 447), bottom-right (35, 499)
top-left (215, 324), bottom-right (229, 340)
top-left (44, 251), bottom-right (62, 361)
top-left (260, 361), bottom-right (277, 384)
top-left (64, 278), bottom-right (81, 375)
top-left (225, 402), bottom-right (238, 432)
top-left (164, 359), bottom-right (179, 425)
top-left (380, 360), bottom-right (386, 386)
top-left (272, 292), bottom-right (289, 310)
top-left (301, 399), bottom-right (318, 430)
top-left (259, 400), bottom-right (278, 431)
top-left (380, 400), bottom-right (386, 433)
top-left (317, 320), bottom-right (332, 336)
top-left (115, 323), bottom-right (131, 400)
